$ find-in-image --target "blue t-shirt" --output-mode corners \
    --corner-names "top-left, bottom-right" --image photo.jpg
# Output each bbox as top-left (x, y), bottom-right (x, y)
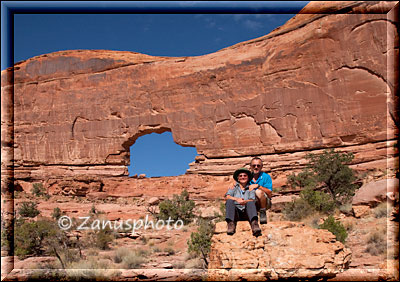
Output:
top-left (250, 171), bottom-right (273, 191)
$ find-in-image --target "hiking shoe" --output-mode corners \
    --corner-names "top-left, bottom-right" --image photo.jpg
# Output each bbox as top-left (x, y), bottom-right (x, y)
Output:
top-left (251, 219), bottom-right (262, 237)
top-left (259, 208), bottom-right (267, 224)
top-left (227, 221), bottom-right (236, 235)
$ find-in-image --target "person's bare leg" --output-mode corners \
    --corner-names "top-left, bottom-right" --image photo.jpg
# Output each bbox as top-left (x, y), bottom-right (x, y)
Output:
top-left (256, 190), bottom-right (267, 209)
top-left (256, 190), bottom-right (267, 224)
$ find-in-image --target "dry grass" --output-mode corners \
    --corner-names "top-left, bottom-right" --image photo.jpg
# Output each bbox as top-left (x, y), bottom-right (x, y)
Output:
top-left (373, 202), bottom-right (388, 218)
top-left (364, 228), bottom-right (387, 256)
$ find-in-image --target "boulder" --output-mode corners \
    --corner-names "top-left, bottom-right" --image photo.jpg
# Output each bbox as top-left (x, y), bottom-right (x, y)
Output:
top-left (208, 221), bottom-right (351, 280)
top-left (352, 178), bottom-right (399, 207)
top-left (148, 197), bottom-right (160, 205)
top-left (352, 205), bottom-right (371, 218)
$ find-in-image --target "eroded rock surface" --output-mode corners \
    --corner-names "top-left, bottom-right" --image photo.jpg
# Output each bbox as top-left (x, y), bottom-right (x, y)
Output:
top-left (208, 221), bottom-right (352, 280)
top-left (0, 1), bottom-right (397, 185)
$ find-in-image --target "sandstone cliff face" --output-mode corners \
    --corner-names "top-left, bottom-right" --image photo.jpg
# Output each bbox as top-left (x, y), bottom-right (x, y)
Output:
top-left (1, 1), bottom-right (398, 183)
top-left (208, 221), bottom-right (352, 280)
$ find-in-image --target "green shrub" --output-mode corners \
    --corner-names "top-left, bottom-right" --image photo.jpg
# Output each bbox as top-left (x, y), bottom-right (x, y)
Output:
top-left (51, 207), bottom-right (63, 220)
top-left (306, 149), bottom-right (358, 205)
top-left (300, 188), bottom-right (336, 214)
top-left (18, 202), bottom-right (40, 218)
top-left (32, 183), bottom-right (45, 197)
top-left (287, 149), bottom-right (358, 207)
top-left (283, 197), bottom-right (315, 221)
top-left (318, 215), bottom-right (348, 244)
top-left (287, 169), bottom-right (317, 189)
top-left (187, 218), bottom-right (214, 267)
top-left (94, 228), bottom-right (114, 250)
top-left (14, 220), bottom-right (56, 259)
top-left (157, 189), bottom-right (195, 224)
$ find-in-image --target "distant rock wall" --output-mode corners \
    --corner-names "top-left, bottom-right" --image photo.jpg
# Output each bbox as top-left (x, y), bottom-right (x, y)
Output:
top-left (1, 1), bottom-right (398, 185)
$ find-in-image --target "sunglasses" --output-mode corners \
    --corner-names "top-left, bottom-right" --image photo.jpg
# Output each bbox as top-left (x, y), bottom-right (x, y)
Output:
top-left (251, 164), bottom-right (262, 168)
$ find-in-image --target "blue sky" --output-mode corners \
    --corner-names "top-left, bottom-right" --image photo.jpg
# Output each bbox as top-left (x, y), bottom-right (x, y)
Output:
top-left (10, 1), bottom-right (309, 177)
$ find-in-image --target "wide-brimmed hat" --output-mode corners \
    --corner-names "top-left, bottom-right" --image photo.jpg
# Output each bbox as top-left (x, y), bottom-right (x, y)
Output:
top-left (233, 168), bottom-right (253, 182)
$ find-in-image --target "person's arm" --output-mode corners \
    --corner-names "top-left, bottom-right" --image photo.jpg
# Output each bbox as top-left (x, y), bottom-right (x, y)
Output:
top-left (256, 174), bottom-right (273, 198)
top-left (225, 189), bottom-right (249, 205)
top-left (257, 184), bottom-right (272, 198)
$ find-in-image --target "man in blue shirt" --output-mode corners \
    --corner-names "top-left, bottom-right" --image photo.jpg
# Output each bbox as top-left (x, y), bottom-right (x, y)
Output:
top-left (248, 157), bottom-right (272, 224)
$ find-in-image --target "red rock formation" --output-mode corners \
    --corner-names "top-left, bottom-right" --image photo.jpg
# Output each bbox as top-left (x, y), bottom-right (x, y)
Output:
top-left (208, 221), bottom-right (352, 280)
top-left (1, 1), bottom-right (398, 187)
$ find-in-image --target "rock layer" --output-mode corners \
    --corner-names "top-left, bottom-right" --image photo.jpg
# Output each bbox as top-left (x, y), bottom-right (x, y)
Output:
top-left (208, 221), bottom-right (352, 280)
top-left (0, 1), bottom-right (398, 185)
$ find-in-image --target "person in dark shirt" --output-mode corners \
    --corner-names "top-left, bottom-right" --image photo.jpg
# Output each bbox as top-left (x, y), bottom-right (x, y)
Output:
top-left (225, 167), bottom-right (262, 236)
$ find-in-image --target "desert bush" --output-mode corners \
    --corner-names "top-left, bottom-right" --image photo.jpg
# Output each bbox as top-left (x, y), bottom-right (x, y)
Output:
top-left (18, 201), bottom-right (40, 218)
top-left (14, 219), bottom-right (57, 259)
top-left (300, 187), bottom-right (336, 214)
top-left (173, 261), bottom-right (186, 269)
top-left (287, 169), bottom-right (317, 189)
top-left (113, 248), bottom-right (131, 264)
top-left (157, 189), bottom-right (195, 224)
top-left (318, 215), bottom-right (348, 244)
top-left (187, 217), bottom-right (214, 267)
top-left (365, 230), bottom-right (387, 256)
top-left (287, 149), bottom-right (358, 207)
top-left (122, 252), bottom-right (146, 269)
top-left (307, 149), bottom-right (358, 205)
top-left (14, 217), bottom-right (82, 268)
top-left (51, 207), bottom-right (64, 220)
top-left (283, 197), bottom-right (316, 221)
top-left (140, 235), bottom-right (149, 244)
top-left (373, 202), bottom-right (388, 218)
top-left (164, 247), bottom-right (175, 255)
top-left (94, 228), bottom-right (114, 250)
top-left (32, 183), bottom-right (47, 197)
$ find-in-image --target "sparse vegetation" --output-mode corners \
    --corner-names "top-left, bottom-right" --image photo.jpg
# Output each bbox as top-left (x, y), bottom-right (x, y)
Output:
top-left (121, 251), bottom-right (147, 269)
top-left (156, 189), bottom-right (195, 224)
top-left (187, 218), bottom-right (215, 267)
top-left (283, 197), bottom-right (315, 221)
top-left (284, 149), bottom-right (359, 221)
top-left (18, 201), bottom-right (40, 218)
top-left (373, 202), bottom-right (388, 218)
top-left (51, 207), bottom-right (63, 220)
top-left (164, 247), bottom-right (175, 255)
top-left (318, 215), bottom-right (348, 244)
top-left (32, 183), bottom-right (49, 199)
top-left (365, 229), bottom-right (387, 256)
top-left (113, 248), bottom-right (131, 264)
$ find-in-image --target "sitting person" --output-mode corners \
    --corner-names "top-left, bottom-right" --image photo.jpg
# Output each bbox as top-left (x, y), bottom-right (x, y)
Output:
top-left (225, 167), bottom-right (262, 237)
top-left (248, 157), bottom-right (273, 224)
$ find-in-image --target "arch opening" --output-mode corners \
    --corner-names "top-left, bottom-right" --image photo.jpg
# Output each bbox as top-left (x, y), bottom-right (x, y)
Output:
top-left (128, 131), bottom-right (198, 178)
